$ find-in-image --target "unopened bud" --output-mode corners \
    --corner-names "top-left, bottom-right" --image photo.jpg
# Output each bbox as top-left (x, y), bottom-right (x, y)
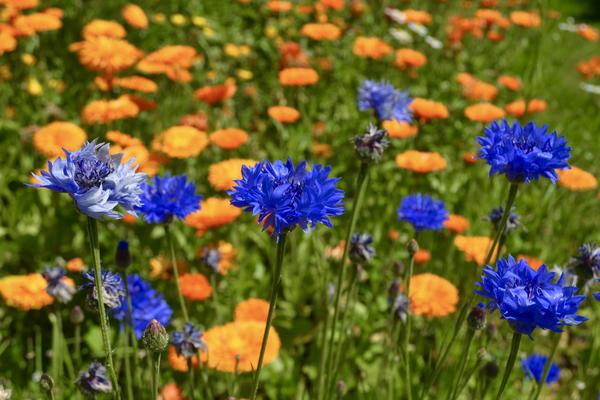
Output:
top-left (115, 240), bottom-right (131, 269)
top-left (70, 306), bottom-right (84, 325)
top-left (39, 373), bottom-right (54, 393)
top-left (467, 306), bottom-right (487, 331)
top-left (407, 239), bottom-right (419, 256)
top-left (336, 380), bottom-right (347, 397)
top-left (484, 360), bottom-right (499, 379)
top-left (141, 319), bottom-right (169, 353)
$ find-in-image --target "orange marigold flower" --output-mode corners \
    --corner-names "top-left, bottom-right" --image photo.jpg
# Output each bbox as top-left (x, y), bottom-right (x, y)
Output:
top-left (576, 25), bottom-right (599, 42)
top-left (279, 67), bottom-right (319, 86)
top-left (111, 143), bottom-right (150, 167)
top-left (409, 98), bottom-right (449, 121)
top-left (184, 197), bottom-right (241, 235)
top-left (576, 56), bottom-right (600, 79)
top-left (194, 80), bottom-right (237, 104)
top-left (32, 121), bottom-right (87, 158)
top-left (510, 11), bottom-right (541, 28)
top-left (352, 36), bottom-right (392, 59)
top-left (320, 0), bottom-right (345, 10)
top-left (409, 273), bottom-right (458, 317)
top-left (137, 45), bottom-right (197, 82)
top-left (70, 37), bottom-right (143, 74)
top-left (456, 72), bottom-right (475, 86)
top-left (13, 12), bottom-right (61, 36)
top-left (498, 75), bottom-right (521, 91)
top-left (160, 383), bottom-right (185, 400)
top-left (463, 152), bottom-right (478, 165)
top-left (462, 80), bottom-right (498, 101)
top-left (179, 112), bottom-right (208, 131)
top-left (464, 102), bottom-right (505, 123)
top-left (82, 19), bottom-right (126, 39)
top-left (66, 257), bottom-right (85, 273)
top-left (312, 143), bottom-right (332, 158)
top-left (208, 158), bottom-right (257, 191)
top-left (209, 128), bottom-right (249, 150)
top-left (179, 272), bottom-right (212, 301)
top-left (268, 105), bottom-right (300, 123)
top-left (454, 235), bottom-right (496, 266)
top-left (106, 130), bottom-right (143, 147)
top-left (125, 94), bottom-right (157, 111)
top-left (504, 99), bottom-right (526, 117)
top-left (395, 150), bottom-right (447, 173)
top-left (113, 76), bottom-right (158, 93)
top-left (153, 126), bottom-right (208, 158)
top-left (278, 41), bottom-right (310, 69)
top-left (403, 9), bottom-right (432, 24)
top-left (167, 345), bottom-right (198, 372)
top-left (0, 273), bottom-right (54, 310)
top-left (203, 321), bottom-right (280, 372)
top-left (122, 4), bottom-right (148, 29)
top-left (1, 0), bottom-right (38, 10)
top-left (81, 96), bottom-right (140, 124)
top-left (234, 298), bottom-right (269, 322)
top-left (475, 9), bottom-right (505, 26)
top-left (517, 255), bottom-right (544, 271)
top-left (0, 31), bottom-right (16, 55)
top-left (444, 214), bottom-right (470, 234)
top-left (527, 98), bottom-right (547, 114)
top-left (414, 249), bottom-right (431, 264)
top-left (122, 213), bottom-right (137, 224)
top-left (557, 166), bottom-right (598, 192)
top-left (266, 0), bottom-right (292, 12)
top-left (383, 120), bottom-right (418, 139)
top-left (395, 48), bottom-right (427, 70)
top-left (300, 23), bottom-right (341, 41)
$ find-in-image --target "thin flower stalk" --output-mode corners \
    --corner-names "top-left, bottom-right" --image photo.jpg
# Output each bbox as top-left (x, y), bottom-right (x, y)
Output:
top-left (530, 333), bottom-right (561, 400)
top-left (495, 332), bottom-right (523, 400)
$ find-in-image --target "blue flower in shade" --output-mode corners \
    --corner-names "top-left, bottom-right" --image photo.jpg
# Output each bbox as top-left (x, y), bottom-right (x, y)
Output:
top-left (486, 206), bottom-right (521, 233)
top-left (113, 274), bottom-right (173, 339)
top-left (521, 353), bottom-right (560, 384)
top-left (77, 361), bottom-right (112, 397)
top-left (80, 269), bottom-right (125, 311)
top-left (201, 247), bottom-right (221, 273)
top-left (349, 233), bottom-right (375, 264)
top-left (568, 243), bottom-right (600, 283)
top-left (42, 267), bottom-right (75, 304)
top-left (476, 255), bottom-right (587, 337)
top-left (477, 120), bottom-right (571, 183)
top-left (397, 193), bottom-right (448, 232)
top-left (172, 322), bottom-right (207, 359)
top-left (30, 140), bottom-right (146, 219)
top-left (136, 173), bottom-right (202, 224)
top-left (228, 159), bottom-right (344, 236)
top-left (357, 80), bottom-right (413, 122)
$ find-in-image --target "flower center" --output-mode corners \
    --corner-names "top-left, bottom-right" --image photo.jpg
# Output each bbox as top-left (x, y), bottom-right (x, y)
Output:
top-left (73, 156), bottom-right (114, 189)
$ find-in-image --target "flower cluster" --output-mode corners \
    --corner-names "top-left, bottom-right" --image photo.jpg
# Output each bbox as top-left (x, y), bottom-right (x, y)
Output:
top-left (357, 80), bottom-right (413, 122)
top-left (477, 120), bottom-right (571, 183)
top-left (80, 269), bottom-right (124, 311)
top-left (228, 159), bottom-right (344, 236)
top-left (172, 322), bottom-right (207, 359)
top-left (137, 173), bottom-right (202, 224)
top-left (476, 255), bottom-right (587, 336)
top-left (397, 193), bottom-right (448, 232)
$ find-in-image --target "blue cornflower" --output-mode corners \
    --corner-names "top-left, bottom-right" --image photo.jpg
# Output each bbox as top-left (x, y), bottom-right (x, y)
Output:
top-left (42, 267), bottom-right (75, 304)
top-left (388, 280), bottom-right (409, 322)
top-left (521, 353), bottom-right (560, 384)
top-left (357, 80), bottom-right (413, 122)
top-left (136, 173), bottom-right (202, 224)
top-left (349, 233), bottom-right (375, 264)
top-left (228, 158), bottom-right (344, 236)
top-left (77, 361), bottom-right (112, 398)
top-left (172, 322), bottom-right (207, 359)
top-left (568, 243), bottom-right (600, 283)
top-left (80, 269), bottom-right (125, 311)
top-left (397, 193), bottom-right (448, 232)
top-left (486, 206), bottom-right (521, 233)
top-left (476, 255), bottom-right (587, 337)
top-left (113, 274), bottom-right (173, 339)
top-left (201, 247), bottom-right (221, 273)
top-left (477, 120), bottom-right (571, 183)
top-left (353, 124), bottom-right (390, 163)
top-left (30, 140), bottom-right (146, 219)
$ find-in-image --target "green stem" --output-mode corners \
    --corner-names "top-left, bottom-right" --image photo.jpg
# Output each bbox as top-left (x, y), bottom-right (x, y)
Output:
top-left (495, 332), bottom-right (522, 400)
top-left (187, 358), bottom-right (196, 400)
top-left (86, 217), bottom-right (121, 400)
top-left (404, 250), bottom-right (416, 400)
top-left (448, 328), bottom-right (475, 400)
top-left (316, 270), bottom-right (331, 400)
top-left (165, 223), bottom-right (189, 322)
top-left (51, 309), bottom-right (61, 383)
top-left (152, 353), bottom-right (161, 400)
top-left (121, 274), bottom-right (134, 400)
top-left (530, 333), bottom-right (561, 400)
top-left (453, 352), bottom-right (487, 400)
top-left (421, 183), bottom-right (519, 399)
top-left (74, 325), bottom-right (81, 368)
top-left (323, 162), bottom-right (370, 397)
top-left (250, 232), bottom-right (288, 400)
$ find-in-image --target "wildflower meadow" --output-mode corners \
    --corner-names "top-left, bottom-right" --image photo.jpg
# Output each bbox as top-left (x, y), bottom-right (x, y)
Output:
top-left (1, 0), bottom-right (600, 399)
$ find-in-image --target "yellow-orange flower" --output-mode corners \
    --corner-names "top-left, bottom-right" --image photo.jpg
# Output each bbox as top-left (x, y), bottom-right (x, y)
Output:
top-left (209, 128), bottom-right (249, 150)
top-left (444, 214), bottom-right (470, 234)
top-left (320, 0), bottom-right (345, 10)
top-left (82, 19), bottom-right (126, 39)
top-left (106, 130), bottom-right (143, 147)
top-left (279, 67), bottom-right (319, 86)
top-left (527, 99), bottom-right (547, 114)
top-left (122, 4), bottom-right (148, 29)
top-left (266, 0), bottom-right (292, 12)
top-left (517, 255), bottom-right (544, 271)
top-left (395, 150), bottom-right (447, 173)
top-left (13, 12), bottom-right (62, 36)
top-left (557, 166), bottom-right (598, 192)
top-left (153, 126), bottom-right (208, 158)
top-left (66, 257), bottom-right (85, 272)
top-left (395, 48), bottom-right (427, 70)
top-left (352, 36), bottom-right (392, 59)
top-left (203, 321), bottom-right (280, 372)
top-left (194, 80), bottom-right (237, 104)
top-left (464, 102), bottom-right (505, 123)
top-left (462, 80), bottom-right (498, 101)
top-left (208, 158), bottom-right (257, 191)
top-left (454, 235), bottom-right (496, 266)
top-left (409, 273), bottom-right (458, 317)
top-left (409, 98), bottom-right (449, 121)
top-left (184, 197), bottom-right (241, 235)
top-left (111, 143), bottom-right (150, 167)
top-left (300, 23), bottom-right (341, 41)
top-left (576, 25), bottom-right (599, 42)
top-left (268, 105), bottom-right (300, 123)
top-left (577, 56), bottom-right (600, 79)
top-left (0, 30), bottom-right (16, 55)
top-left (167, 345), bottom-right (198, 372)
top-left (160, 383), bottom-right (185, 400)
top-left (0, 273), bottom-right (54, 310)
top-left (383, 120), bottom-right (418, 139)
top-left (179, 272), bottom-right (212, 301)
top-left (414, 249), bottom-right (431, 264)
top-left (510, 11), bottom-right (541, 28)
top-left (498, 75), bottom-right (521, 91)
top-left (137, 45), bottom-right (197, 82)
top-left (404, 9), bottom-right (432, 25)
top-left (1, 0), bottom-right (38, 11)
top-left (81, 96), bottom-right (140, 124)
top-left (313, 143), bottom-right (332, 158)
top-left (70, 37), bottom-right (143, 74)
top-left (113, 76), bottom-right (158, 93)
top-left (33, 121), bottom-right (87, 158)
top-left (504, 99), bottom-right (526, 117)
top-left (234, 298), bottom-right (269, 322)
